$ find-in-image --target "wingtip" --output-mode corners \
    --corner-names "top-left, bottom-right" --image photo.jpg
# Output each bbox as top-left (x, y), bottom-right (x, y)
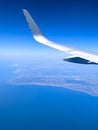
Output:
top-left (22, 9), bottom-right (28, 13)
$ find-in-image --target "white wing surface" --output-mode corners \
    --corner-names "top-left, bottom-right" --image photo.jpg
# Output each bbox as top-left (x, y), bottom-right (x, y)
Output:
top-left (23, 9), bottom-right (98, 64)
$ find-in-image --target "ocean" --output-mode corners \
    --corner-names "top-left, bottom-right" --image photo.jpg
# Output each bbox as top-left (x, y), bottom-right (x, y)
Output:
top-left (0, 60), bottom-right (98, 130)
top-left (0, 84), bottom-right (98, 130)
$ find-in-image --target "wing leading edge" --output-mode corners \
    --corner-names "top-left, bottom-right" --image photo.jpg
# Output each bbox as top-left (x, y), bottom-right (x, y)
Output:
top-left (22, 9), bottom-right (98, 65)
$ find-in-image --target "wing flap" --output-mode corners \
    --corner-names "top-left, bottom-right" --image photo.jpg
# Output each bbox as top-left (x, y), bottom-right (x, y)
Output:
top-left (63, 56), bottom-right (98, 64)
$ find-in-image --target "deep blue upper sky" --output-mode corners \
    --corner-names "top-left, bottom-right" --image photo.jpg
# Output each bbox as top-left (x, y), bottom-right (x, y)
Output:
top-left (1, 0), bottom-right (98, 58)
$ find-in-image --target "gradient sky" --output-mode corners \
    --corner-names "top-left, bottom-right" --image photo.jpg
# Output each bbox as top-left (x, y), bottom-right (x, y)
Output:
top-left (1, 0), bottom-right (98, 59)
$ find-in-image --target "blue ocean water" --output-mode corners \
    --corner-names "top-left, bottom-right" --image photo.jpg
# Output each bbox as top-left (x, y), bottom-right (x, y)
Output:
top-left (0, 84), bottom-right (98, 130)
top-left (0, 61), bottom-right (98, 130)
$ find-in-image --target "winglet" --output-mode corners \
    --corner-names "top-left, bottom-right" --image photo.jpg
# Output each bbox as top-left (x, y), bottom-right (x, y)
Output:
top-left (22, 9), bottom-right (73, 52)
top-left (22, 9), bottom-right (54, 45)
top-left (22, 9), bottom-right (43, 37)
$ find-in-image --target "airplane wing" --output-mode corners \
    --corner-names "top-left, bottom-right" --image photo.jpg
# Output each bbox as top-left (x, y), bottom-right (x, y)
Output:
top-left (22, 9), bottom-right (98, 64)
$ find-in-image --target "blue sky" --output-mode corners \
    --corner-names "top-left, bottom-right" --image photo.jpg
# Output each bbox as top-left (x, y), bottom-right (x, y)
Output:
top-left (1, 0), bottom-right (98, 59)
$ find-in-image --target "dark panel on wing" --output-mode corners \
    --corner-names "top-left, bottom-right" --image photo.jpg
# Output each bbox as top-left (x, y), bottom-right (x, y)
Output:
top-left (63, 57), bottom-right (98, 64)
